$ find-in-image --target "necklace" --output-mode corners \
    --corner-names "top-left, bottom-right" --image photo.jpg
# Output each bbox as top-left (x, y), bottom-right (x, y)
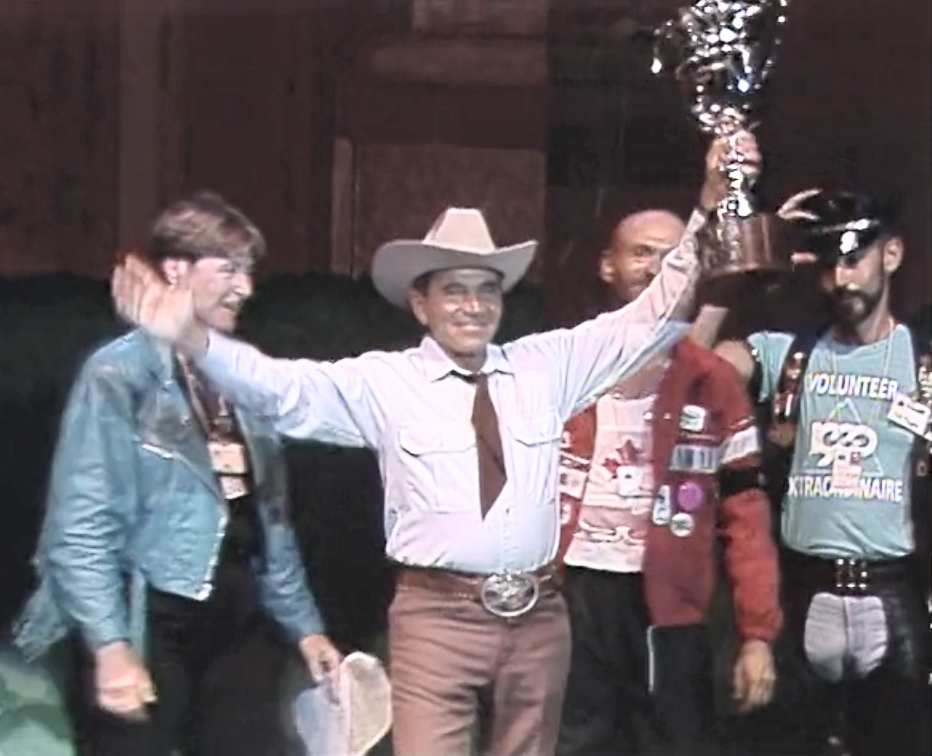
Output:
top-left (827, 318), bottom-right (897, 427)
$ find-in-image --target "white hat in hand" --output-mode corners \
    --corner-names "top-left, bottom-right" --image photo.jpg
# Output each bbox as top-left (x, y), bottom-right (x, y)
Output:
top-left (294, 651), bottom-right (392, 756)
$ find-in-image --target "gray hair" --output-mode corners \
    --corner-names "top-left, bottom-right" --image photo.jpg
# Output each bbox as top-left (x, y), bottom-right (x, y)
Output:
top-left (148, 191), bottom-right (266, 266)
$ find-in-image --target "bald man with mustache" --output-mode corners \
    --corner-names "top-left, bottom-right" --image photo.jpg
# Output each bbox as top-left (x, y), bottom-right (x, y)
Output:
top-left (555, 209), bottom-right (781, 756)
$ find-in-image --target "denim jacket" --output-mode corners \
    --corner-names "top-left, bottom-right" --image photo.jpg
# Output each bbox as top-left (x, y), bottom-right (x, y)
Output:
top-left (13, 329), bottom-right (324, 660)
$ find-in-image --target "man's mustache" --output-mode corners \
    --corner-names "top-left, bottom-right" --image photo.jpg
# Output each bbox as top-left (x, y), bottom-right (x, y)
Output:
top-left (831, 287), bottom-right (864, 300)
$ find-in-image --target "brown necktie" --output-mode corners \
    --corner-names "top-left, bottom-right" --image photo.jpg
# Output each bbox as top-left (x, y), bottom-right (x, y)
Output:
top-left (466, 373), bottom-right (507, 518)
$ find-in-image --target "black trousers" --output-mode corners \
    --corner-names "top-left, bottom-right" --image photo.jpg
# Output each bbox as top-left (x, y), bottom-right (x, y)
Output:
top-left (66, 559), bottom-right (297, 756)
top-left (729, 557), bottom-right (931, 756)
top-left (555, 567), bottom-right (716, 756)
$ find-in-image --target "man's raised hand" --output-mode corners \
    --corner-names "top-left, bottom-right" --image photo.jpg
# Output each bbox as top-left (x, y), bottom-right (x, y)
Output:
top-left (111, 254), bottom-right (205, 353)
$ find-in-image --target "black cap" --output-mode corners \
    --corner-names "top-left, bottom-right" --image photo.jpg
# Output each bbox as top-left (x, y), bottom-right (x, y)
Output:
top-left (791, 189), bottom-right (900, 266)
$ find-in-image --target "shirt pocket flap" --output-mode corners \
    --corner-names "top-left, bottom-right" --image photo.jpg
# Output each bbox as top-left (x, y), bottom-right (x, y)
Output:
top-left (399, 423), bottom-right (475, 456)
top-left (509, 411), bottom-right (563, 447)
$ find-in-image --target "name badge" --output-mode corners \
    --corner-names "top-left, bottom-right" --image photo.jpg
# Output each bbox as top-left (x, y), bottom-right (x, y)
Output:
top-left (888, 392), bottom-right (931, 438)
top-left (208, 440), bottom-right (248, 475)
top-left (830, 450), bottom-right (862, 496)
top-left (652, 485), bottom-right (672, 525)
top-left (679, 405), bottom-right (707, 433)
top-left (669, 444), bottom-right (719, 474)
top-left (220, 475), bottom-right (249, 500)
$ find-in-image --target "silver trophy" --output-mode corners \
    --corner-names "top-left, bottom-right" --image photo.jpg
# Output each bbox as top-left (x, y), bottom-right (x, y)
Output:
top-left (652, 0), bottom-right (791, 277)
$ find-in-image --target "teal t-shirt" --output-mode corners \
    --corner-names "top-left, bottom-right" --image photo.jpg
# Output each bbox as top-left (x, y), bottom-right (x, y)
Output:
top-left (749, 325), bottom-right (917, 559)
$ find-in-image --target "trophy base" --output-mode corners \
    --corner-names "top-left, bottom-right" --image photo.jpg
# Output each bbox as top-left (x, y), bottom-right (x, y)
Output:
top-left (702, 213), bottom-right (791, 279)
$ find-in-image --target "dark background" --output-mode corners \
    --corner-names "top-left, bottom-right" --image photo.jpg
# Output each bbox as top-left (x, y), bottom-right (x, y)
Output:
top-left (0, 0), bottom-right (928, 314)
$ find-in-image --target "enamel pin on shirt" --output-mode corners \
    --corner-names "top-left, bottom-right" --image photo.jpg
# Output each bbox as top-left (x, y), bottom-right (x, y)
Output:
top-left (652, 485), bottom-right (673, 525)
top-left (679, 404), bottom-right (707, 433)
top-left (676, 480), bottom-right (705, 512)
top-left (669, 512), bottom-right (695, 538)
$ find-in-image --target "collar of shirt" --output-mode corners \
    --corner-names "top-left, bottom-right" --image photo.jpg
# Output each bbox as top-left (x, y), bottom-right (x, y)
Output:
top-left (418, 335), bottom-right (514, 382)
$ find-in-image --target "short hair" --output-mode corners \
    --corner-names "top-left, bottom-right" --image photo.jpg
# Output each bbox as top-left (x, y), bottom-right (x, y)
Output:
top-left (148, 191), bottom-right (266, 266)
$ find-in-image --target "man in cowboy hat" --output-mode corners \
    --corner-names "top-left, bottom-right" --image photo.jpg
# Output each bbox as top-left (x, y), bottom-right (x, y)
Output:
top-left (110, 132), bottom-right (758, 756)
top-left (715, 188), bottom-right (931, 756)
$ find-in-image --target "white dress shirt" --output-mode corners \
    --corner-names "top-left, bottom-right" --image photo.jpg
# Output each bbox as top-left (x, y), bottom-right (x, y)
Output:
top-left (197, 210), bottom-right (705, 573)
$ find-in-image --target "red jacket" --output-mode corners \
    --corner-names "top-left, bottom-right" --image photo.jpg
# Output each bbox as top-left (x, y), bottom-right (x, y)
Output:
top-left (558, 337), bottom-right (782, 642)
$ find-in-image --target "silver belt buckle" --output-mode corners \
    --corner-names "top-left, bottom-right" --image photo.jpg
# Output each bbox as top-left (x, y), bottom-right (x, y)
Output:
top-left (834, 558), bottom-right (868, 593)
top-left (480, 571), bottom-right (540, 618)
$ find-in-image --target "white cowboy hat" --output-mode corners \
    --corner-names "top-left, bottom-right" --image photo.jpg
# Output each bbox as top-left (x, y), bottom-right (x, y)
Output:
top-left (294, 652), bottom-right (391, 756)
top-left (370, 207), bottom-right (538, 308)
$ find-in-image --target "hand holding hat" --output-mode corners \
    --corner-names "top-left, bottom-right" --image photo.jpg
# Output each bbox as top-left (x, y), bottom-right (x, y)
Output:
top-left (294, 651), bottom-right (391, 756)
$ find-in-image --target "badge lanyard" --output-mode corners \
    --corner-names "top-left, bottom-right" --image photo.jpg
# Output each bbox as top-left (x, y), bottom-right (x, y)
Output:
top-left (827, 320), bottom-right (896, 429)
top-left (177, 357), bottom-right (250, 499)
top-left (177, 356), bottom-right (232, 440)
top-left (825, 321), bottom-right (896, 493)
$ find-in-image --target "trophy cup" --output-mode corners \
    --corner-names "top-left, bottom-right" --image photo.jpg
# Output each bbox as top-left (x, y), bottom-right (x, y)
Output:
top-left (651, 0), bottom-right (791, 277)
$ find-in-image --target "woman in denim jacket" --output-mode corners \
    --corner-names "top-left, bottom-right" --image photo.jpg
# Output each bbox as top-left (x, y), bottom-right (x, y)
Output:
top-left (14, 192), bottom-right (341, 756)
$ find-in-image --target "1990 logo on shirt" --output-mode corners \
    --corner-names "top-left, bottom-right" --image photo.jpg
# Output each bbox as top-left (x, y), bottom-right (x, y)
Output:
top-left (808, 422), bottom-right (878, 467)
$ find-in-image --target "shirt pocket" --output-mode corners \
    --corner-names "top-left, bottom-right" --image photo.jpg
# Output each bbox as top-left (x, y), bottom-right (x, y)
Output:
top-left (507, 411), bottom-right (563, 508)
top-left (397, 421), bottom-right (476, 512)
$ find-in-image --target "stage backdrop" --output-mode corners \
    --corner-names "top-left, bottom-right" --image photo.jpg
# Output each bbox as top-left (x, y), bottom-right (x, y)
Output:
top-left (0, 0), bottom-right (927, 320)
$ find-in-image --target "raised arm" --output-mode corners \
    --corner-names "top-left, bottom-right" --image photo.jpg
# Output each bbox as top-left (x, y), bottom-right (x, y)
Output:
top-left (197, 331), bottom-right (375, 447)
top-left (513, 208), bottom-right (705, 419)
top-left (110, 253), bottom-right (374, 448)
top-left (511, 131), bottom-right (761, 418)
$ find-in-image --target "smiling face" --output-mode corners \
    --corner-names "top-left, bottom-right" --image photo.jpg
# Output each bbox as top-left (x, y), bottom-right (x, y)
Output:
top-left (148, 191), bottom-right (265, 334)
top-left (407, 267), bottom-right (504, 372)
top-left (161, 255), bottom-right (254, 333)
top-left (600, 210), bottom-right (686, 304)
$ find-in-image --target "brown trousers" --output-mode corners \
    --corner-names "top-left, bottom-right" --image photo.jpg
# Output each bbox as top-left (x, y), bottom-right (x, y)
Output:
top-left (388, 583), bottom-right (571, 756)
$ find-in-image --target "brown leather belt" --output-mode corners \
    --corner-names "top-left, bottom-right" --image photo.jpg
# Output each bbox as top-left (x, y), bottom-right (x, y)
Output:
top-left (395, 564), bottom-right (559, 617)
